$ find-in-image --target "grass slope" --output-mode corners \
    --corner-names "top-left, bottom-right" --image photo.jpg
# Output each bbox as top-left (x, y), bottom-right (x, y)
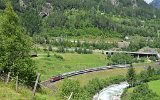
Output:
top-left (34, 53), bottom-right (108, 81)
top-left (0, 81), bottom-right (56, 100)
top-left (148, 80), bottom-right (160, 96)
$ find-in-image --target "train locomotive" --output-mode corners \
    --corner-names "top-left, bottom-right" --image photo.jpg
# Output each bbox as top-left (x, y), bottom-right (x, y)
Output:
top-left (50, 75), bottom-right (63, 82)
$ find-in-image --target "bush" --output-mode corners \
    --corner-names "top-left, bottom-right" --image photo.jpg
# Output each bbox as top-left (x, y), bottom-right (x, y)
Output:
top-left (137, 68), bottom-right (160, 84)
top-left (54, 54), bottom-right (64, 60)
top-left (110, 53), bottom-right (134, 64)
top-left (48, 45), bottom-right (52, 51)
top-left (84, 76), bottom-right (125, 97)
top-left (139, 71), bottom-right (149, 83)
top-left (84, 78), bottom-right (103, 96)
top-left (130, 84), bottom-right (159, 100)
top-left (148, 75), bottom-right (160, 81)
top-left (57, 46), bottom-right (65, 53)
top-left (60, 76), bottom-right (126, 99)
top-left (75, 48), bottom-right (93, 54)
top-left (61, 79), bottom-right (81, 99)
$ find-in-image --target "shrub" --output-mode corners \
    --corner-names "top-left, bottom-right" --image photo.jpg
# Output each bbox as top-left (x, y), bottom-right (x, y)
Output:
top-left (130, 84), bottom-right (159, 100)
top-left (54, 54), bottom-right (64, 60)
top-left (57, 46), bottom-right (65, 53)
top-left (61, 79), bottom-right (81, 99)
top-left (110, 53), bottom-right (134, 64)
top-left (48, 45), bottom-right (52, 51)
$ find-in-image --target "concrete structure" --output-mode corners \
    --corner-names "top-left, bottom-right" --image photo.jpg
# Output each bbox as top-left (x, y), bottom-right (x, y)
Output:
top-left (30, 51), bottom-right (38, 57)
top-left (117, 41), bottom-right (130, 48)
top-left (104, 50), bottom-right (160, 59)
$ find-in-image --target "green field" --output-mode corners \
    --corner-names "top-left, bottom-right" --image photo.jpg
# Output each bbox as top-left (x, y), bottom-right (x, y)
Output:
top-left (148, 80), bottom-right (160, 96)
top-left (122, 80), bottom-right (160, 100)
top-left (34, 52), bottom-right (108, 81)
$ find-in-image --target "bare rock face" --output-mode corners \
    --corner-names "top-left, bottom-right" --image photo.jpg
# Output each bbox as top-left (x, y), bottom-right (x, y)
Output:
top-left (131, 0), bottom-right (138, 8)
top-left (110, 0), bottom-right (119, 6)
top-left (40, 3), bottom-right (53, 18)
top-left (19, 0), bottom-right (27, 9)
top-left (109, 0), bottom-right (138, 8)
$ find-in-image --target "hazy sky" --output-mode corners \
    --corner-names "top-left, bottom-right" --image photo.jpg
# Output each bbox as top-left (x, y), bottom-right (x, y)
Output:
top-left (144, 0), bottom-right (153, 4)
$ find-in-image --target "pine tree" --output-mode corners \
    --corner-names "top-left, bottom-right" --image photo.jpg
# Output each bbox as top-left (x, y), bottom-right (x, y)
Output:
top-left (0, 3), bottom-right (36, 86)
top-left (127, 65), bottom-right (136, 87)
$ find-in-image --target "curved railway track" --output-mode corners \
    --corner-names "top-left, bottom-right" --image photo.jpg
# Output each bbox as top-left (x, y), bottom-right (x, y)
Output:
top-left (41, 64), bottom-right (130, 87)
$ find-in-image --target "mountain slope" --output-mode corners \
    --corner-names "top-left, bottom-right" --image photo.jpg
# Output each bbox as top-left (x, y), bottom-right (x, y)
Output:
top-left (45, 0), bottom-right (159, 18)
top-left (0, 0), bottom-right (159, 18)
top-left (151, 0), bottom-right (160, 8)
top-left (1, 0), bottom-right (160, 37)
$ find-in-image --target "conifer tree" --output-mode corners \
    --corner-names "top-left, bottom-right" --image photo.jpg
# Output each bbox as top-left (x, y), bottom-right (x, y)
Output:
top-left (127, 65), bottom-right (136, 87)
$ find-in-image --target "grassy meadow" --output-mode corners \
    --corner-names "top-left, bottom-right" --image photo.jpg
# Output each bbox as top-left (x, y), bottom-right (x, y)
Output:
top-left (0, 81), bottom-right (56, 100)
top-left (148, 80), bottom-right (160, 96)
top-left (33, 52), bottom-right (108, 81)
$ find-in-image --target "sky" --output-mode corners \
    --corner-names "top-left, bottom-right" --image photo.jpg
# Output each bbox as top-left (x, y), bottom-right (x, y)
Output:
top-left (144, 0), bottom-right (153, 4)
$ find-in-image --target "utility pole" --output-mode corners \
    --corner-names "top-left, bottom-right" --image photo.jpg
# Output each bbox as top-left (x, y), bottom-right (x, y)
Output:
top-left (6, 72), bottom-right (11, 84)
top-left (31, 73), bottom-right (40, 100)
top-left (16, 76), bottom-right (18, 91)
top-left (68, 92), bottom-right (73, 100)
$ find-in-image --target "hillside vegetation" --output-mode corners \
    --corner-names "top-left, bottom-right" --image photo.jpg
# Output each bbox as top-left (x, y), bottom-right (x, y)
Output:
top-left (122, 80), bottom-right (160, 100)
top-left (0, 0), bottom-right (160, 38)
top-left (0, 81), bottom-right (56, 100)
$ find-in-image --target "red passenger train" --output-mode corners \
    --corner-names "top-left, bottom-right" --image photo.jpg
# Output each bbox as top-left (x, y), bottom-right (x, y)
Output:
top-left (50, 75), bottom-right (63, 82)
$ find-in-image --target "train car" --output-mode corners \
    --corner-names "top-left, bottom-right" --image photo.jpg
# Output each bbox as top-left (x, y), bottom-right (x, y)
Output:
top-left (76, 70), bottom-right (85, 74)
top-left (106, 66), bottom-right (114, 69)
top-left (50, 75), bottom-right (62, 82)
top-left (99, 67), bottom-right (108, 70)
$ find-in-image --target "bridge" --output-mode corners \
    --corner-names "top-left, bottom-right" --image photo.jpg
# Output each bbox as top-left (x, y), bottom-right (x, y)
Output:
top-left (104, 51), bottom-right (160, 59)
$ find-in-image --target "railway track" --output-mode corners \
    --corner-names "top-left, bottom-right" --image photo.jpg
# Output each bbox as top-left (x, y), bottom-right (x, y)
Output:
top-left (41, 64), bottom-right (130, 87)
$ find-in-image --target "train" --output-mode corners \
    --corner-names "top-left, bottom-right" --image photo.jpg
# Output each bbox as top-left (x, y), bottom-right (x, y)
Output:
top-left (49, 65), bottom-right (128, 82)
top-left (50, 75), bottom-right (63, 82)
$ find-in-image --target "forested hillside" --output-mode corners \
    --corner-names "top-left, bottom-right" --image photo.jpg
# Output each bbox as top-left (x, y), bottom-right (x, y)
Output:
top-left (1, 0), bottom-right (160, 37)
